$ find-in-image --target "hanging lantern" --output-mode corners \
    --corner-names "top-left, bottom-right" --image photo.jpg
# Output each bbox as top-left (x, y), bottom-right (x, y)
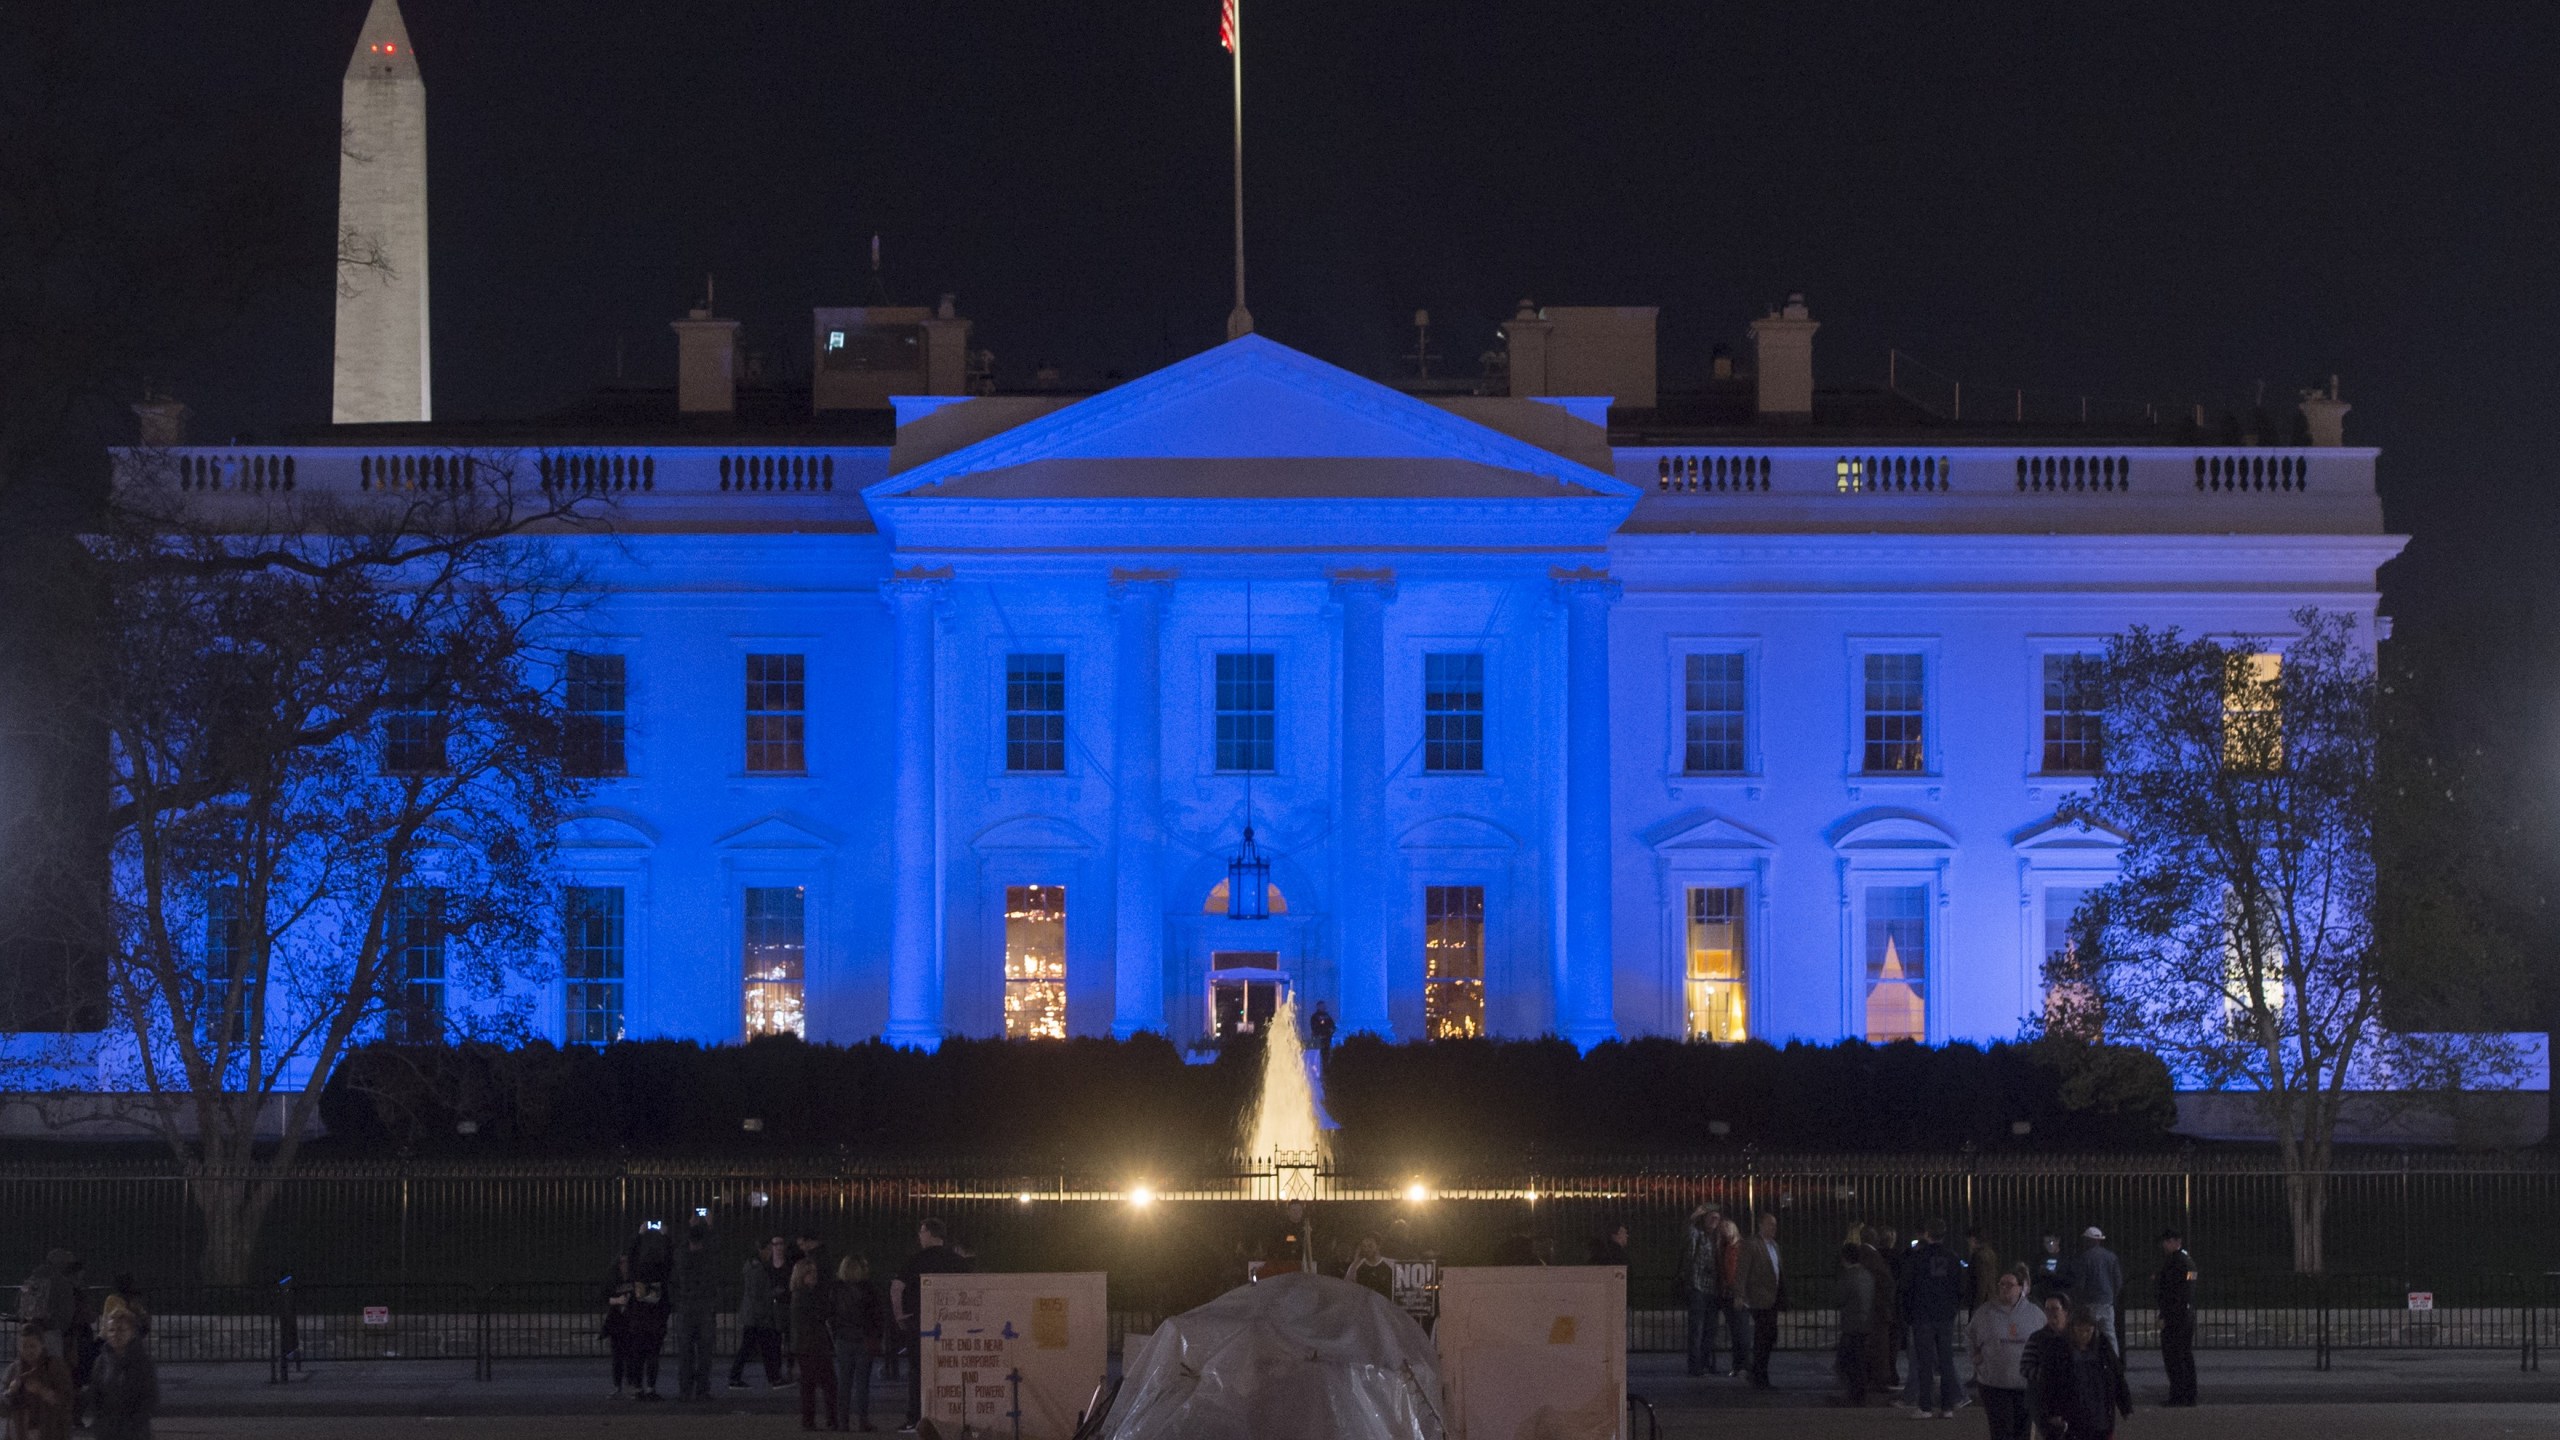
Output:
top-left (1225, 826), bottom-right (1270, 921)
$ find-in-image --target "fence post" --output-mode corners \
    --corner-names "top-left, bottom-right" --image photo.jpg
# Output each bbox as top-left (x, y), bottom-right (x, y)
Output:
top-left (2315, 1280), bottom-right (2330, 1372)
top-left (475, 1285), bottom-right (491, 1381)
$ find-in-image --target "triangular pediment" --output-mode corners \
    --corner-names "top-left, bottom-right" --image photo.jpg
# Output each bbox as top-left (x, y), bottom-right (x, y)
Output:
top-left (715, 812), bottom-right (840, 850)
top-left (872, 335), bottom-right (1632, 502)
top-left (1646, 812), bottom-right (1778, 854)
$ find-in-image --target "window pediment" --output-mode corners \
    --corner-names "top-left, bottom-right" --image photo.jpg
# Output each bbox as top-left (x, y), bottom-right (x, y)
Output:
top-left (1645, 811), bottom-right (1777, 856)
top-left (1829, 809), bottom-right (1958, 852)
top-left (971, 815), bottom-right (1100, 854)
top-left (715, 812), bottom-right (839, 851)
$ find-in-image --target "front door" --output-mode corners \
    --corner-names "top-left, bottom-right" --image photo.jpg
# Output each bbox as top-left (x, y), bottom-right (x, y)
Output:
top-left (1208, 952), bottom-right (1287, 1039)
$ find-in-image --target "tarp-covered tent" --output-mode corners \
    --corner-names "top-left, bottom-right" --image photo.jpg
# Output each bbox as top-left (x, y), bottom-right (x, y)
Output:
top-left (1097, 1273), bottom-right (1443, 1440)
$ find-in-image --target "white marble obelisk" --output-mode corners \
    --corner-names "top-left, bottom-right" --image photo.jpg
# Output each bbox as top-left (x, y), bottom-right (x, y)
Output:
top-left (332, 0), bottom-right (431, 424)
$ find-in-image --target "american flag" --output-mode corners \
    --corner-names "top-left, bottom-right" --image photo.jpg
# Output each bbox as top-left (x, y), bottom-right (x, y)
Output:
top-left (1219, 0), bottom-right (1236, 53)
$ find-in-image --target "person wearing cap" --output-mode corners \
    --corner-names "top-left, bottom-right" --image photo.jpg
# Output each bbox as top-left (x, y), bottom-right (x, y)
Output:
top-left (2156, 1227), bottom-right (2198, 1406)
top-left (2074, 1227), bottom-right (2123, 1346)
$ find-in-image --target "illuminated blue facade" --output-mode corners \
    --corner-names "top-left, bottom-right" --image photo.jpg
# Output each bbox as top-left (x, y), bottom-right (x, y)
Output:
top-left (148, 334), bottom-right (2400, 1052)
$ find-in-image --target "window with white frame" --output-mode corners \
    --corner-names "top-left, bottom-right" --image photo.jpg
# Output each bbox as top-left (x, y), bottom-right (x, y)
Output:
top-left (1215, 652), bottom-right (1275, 773)
top-left (204, 887), bottom-right (258, 1045)
top-left (1862, 883), bottom-right (1928, 1043)
top-left (742, 885), bottom-right (806, 1037)
top-left (1423, 884), bottom-right (1485, 1038)
top-left (1861, 653), bottom-right (1927, 773)
top-left (745, 654), bottom-right (807, 774)
top-left (1002, 884), bottom-right (1068, 1040)
top-left (1682, 653), bottom-right (1747, 775)
top-left (1684, 885), bottom-right (1748, 1041)
top-left (1423, 653), bottom-right (1485, 774)
top-left (2223, 651), bottom-right (2283, 772)
top-left (383, 657), bottom-right (448, 776)
top-left (386, 886), bottom-right (445, 1042)
top-left (565, 886), bottom-right (626, 1045)
top-left (1005, 653), bottom-right (1067, 773)
top-left (2040, 654), bottom-right (2102, 774)
top-left (565, 652), bottom-right (628, 778)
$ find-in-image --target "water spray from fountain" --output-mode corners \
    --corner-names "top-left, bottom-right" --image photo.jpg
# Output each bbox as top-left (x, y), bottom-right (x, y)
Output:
top-left (1242, 991), bottom-right (1331, 1175)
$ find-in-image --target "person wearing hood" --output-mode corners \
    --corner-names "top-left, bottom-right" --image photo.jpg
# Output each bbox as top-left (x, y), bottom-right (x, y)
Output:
top-left (2034, 1304), bottom-right (2131, 1440)
top-left (1966, 1266), bottom-right (2040, 1440)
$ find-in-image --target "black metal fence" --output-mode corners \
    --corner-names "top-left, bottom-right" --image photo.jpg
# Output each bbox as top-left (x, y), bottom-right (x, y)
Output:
top-left (1, 1149), bottom-right (2552, 1366)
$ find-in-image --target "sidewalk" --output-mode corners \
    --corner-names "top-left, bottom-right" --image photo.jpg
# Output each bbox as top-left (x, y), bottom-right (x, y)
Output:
top-left (150, 1346), bottom-right (2559, 1420)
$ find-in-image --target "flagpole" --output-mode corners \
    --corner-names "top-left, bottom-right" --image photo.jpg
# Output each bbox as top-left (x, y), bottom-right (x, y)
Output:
top-left (1225, 0), bottom-right (1253, 338)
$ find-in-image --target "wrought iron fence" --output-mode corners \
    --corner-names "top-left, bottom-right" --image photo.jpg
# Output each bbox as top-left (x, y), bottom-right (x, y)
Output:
top-left (0, 1149), bottom-right (2551, 1361)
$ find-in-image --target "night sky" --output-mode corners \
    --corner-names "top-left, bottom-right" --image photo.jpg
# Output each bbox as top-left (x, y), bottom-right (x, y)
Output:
top-left (93, 2), bottom-right (2560, 601)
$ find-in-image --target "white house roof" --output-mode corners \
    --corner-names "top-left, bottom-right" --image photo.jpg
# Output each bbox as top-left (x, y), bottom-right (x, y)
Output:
top-left (872, 333), bottom-right (1633, 501)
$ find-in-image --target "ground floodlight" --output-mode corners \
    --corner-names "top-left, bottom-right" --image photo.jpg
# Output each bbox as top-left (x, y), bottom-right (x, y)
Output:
top-left (1129, 1183), bottom-right (1155, 1208)
top-left (1405, 1181), bottom-right (1429, 1204)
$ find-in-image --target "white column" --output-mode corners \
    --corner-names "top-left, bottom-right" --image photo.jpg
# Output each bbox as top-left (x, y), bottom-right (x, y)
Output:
top-left (1556, 567), bottom-right (1621, 1049)
top-left (883, 569), bottom-right (948, 1049)
top-left (1110, 570), bottom-right (1174, 1038)
top-left (1331, 569), bottom-right (1396, 1039)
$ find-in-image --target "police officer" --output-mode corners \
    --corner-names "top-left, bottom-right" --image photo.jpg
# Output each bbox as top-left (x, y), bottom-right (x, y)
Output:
top-left (2156, 1226), bottom-right (2198, 1406)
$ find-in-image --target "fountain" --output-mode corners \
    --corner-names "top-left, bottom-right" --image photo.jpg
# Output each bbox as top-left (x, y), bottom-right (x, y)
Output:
top-left (1241, 992), bottom-right (1331, 1196)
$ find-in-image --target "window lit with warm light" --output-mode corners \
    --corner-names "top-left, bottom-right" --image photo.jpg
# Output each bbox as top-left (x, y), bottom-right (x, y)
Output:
top-left (743, 886), bottom-right (805, 1038)
top-left (1423, 885), bottom-right (1484, 1039)
top-left (1685, 886), bottom-right (1748, 1042)
top-left (2222, 651), bottom-right (2283, 771)
top-left (1003, 884), bottom-right (1067, 1040)
top-left (1863, 884), bottom-right (1927, 1043)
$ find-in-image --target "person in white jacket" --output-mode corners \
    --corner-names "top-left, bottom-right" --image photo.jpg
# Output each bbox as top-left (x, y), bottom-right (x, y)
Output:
top-left (1966, 1266), bottom-right (2042, 1440)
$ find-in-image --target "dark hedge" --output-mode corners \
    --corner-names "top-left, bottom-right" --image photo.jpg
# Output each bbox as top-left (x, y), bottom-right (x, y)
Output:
top-left (317, 1035), bottom-right (2174, 1163)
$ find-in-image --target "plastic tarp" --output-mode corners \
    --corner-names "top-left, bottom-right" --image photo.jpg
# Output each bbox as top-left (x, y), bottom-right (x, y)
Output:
top-left (1098, 1273), bottom-right (1444, 1440)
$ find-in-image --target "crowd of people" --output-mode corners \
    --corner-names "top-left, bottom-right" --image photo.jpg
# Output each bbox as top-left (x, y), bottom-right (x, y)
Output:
top-left (597, 1218), bottom-right (945, 1432)
top-left (5, 1249), bottom-right (158, 1439)
top-left (1822, 1219), bottom-right (2198, 1437)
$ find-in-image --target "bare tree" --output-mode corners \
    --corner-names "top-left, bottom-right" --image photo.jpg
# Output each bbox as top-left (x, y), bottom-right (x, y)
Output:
top-left (0, 10), bottom-right (395, 1030)
top-left (2044, 609), bottom-right (2524, 1273)
top-left (6, 455), bottom-right (598, 1283)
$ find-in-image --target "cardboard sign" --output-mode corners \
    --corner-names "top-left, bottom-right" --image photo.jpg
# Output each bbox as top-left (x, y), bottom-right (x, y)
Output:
top-left (920, 1272), bottom-right (1108, 1440)
top-left (2407, 1291), bottom-right (2435, 1311)
top-left (1437, 1266), bottom-right (1626, 1440)
top-left (361, 1306), bottom-right (390, 1327)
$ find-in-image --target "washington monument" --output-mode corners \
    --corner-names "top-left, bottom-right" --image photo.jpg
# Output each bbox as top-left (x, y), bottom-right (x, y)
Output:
top-left (333, 0), bottom-right (431, 424)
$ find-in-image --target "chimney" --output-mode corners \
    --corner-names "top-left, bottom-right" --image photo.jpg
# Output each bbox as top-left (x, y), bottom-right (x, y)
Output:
top-left (920, 293), bottom-right (971, 397)
top-left (1748, 292), bottom-right (1819, 420)
top-left (132, 395), bottom-right (191, 447)
top-left (1503, 299), bottom-right (1552, 398)
top-left (671, 292), bottom-right (740, 415)
top-left (2298, 375), bottom-right (2350, 447)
